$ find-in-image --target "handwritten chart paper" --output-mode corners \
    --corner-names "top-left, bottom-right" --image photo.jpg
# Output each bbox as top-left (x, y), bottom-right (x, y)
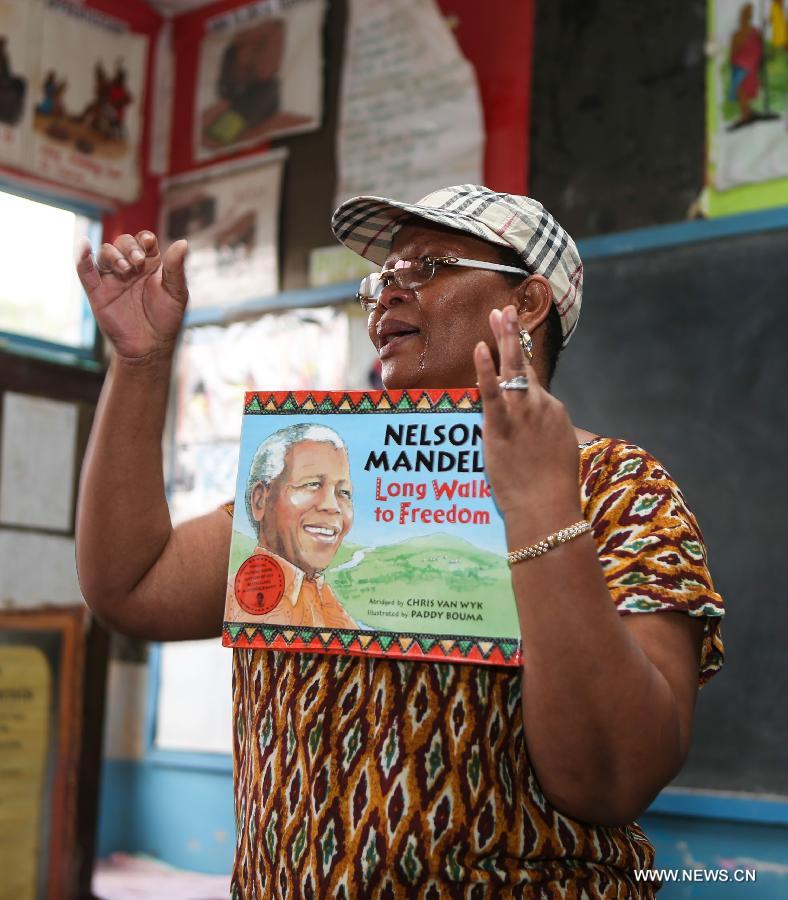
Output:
top-left (334, 0), bottom-right (484, 206)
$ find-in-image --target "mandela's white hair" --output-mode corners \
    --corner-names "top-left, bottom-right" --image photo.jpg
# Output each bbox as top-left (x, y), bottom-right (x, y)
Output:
top-left (245, 423), bottom-right (347, 532)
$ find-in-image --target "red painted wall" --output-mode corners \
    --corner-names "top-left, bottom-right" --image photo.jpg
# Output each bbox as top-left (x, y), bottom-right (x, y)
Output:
top-left (437, 0), bottom-right (534, 194)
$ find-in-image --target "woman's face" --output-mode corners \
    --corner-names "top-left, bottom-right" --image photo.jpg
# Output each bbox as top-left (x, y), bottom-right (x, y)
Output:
top-left (366, 222), bottom-right (522, 389)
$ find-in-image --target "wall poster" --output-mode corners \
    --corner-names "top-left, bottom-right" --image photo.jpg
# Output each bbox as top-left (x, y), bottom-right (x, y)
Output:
top-left (158, 307), bottom-right (350, 753)
top-left (0, 0), bottom-right (147, 202)
top-left (168, 306), bottom-right (349, 525)
top-left (159, 149), bottom-right (286, 310)
top-left (0, 0), bottom-right (37, 169)
top-left (194, 0), bottom-right (326, 162)
top-left (708, 0), bottom-right (788, 192)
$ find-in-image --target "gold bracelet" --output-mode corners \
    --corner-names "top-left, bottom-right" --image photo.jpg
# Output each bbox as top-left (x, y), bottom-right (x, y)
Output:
top-left (507, 520), bottom-right (591, 567)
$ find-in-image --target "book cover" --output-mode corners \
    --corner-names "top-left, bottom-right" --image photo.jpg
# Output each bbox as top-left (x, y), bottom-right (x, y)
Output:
top-left (222, 389), bottom-right (521, 666)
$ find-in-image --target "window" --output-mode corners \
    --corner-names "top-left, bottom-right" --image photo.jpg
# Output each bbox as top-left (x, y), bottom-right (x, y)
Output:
top-left (0, 188), bottom-right (101, 359)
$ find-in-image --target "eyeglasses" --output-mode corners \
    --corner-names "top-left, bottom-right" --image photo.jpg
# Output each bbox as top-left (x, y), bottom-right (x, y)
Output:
top-left (355, 255), bottom-right (529, 313)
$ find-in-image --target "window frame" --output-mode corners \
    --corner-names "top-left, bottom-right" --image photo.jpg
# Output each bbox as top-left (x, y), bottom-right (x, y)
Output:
top-left (0, 180), bottom-right (105, 369)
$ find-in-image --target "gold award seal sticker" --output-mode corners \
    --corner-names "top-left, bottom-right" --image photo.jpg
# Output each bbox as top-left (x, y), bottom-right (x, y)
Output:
top-left (234, 555), bottom-right (286, 616)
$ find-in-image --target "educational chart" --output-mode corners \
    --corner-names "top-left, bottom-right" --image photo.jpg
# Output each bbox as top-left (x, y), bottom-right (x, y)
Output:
top-left (334, 0), bottom-right (483, 206)
top-left (0, 0), bottom-right (147, 201)
top-left (223, 390), bottom-right (522, 667)
top-left (194, 0), bottom-right (325, 161)
top-left (709, 0), bottom-right (788, 190)
top-left (160, 150), bottom-right (286, 309)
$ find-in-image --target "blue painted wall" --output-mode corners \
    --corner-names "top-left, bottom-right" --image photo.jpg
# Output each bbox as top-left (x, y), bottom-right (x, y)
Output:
top-left (98, 759), bottom-right (235, 874)
top-left (97, 758), bottom-right (788, 896)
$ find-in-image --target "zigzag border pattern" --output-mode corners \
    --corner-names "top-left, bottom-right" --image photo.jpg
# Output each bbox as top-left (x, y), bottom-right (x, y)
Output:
top-left (243, 389), bottom-right (482, 416)
top-left (222, 622), bottom-right (522, 668)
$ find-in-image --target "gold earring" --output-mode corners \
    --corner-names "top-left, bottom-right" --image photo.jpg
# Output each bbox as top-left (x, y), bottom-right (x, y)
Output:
top-left (519, 329), bottom-right (533, 363)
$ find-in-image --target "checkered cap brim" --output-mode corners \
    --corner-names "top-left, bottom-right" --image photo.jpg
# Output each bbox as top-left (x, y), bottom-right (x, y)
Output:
top-left (331, 184), bottom-right (583, 346)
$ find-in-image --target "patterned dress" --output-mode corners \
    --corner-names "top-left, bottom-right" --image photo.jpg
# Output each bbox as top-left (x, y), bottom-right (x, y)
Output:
top-left (228, 437), bottom-right (725, 898)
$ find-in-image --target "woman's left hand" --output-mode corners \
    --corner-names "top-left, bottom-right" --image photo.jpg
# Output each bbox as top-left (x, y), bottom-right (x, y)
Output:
top-left (473, 305), bottom-right (582, 528)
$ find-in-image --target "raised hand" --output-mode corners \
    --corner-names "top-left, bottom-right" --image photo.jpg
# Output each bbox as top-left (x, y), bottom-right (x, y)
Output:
top-left (76, 231), bottom-right (189, 363)
top-left (473, 305), bottom-right (581, 525)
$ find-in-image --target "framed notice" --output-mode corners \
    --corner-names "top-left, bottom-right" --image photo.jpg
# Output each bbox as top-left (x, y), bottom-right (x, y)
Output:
top-left (0, 607), bottom-right (88, 900)
top-left (223, 389), bottom-right (522, 666)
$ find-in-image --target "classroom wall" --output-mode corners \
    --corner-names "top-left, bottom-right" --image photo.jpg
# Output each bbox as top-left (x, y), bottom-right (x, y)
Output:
top-left (529, 0), bottom-right (707, 237)
top-left (94, 3), bottom-right (788, 895)
top-left (0, 349), bottom-right (109, 897)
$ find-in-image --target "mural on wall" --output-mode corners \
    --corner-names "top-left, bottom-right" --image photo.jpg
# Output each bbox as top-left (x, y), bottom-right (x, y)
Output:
top-left (193, 0), bottom-right (325, 161)
top-left (159, 149), bottom-right (286, 310)
top-left (709, 0), bottom-right (788, 190)
top-left (0, 0), bottom-right (147, 202)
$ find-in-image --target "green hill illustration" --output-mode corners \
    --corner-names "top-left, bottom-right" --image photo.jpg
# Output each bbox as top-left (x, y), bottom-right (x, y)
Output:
top-left (229, 531), bottom-right (257, 572)
top-left (326, 533), bottom-right (518, 639)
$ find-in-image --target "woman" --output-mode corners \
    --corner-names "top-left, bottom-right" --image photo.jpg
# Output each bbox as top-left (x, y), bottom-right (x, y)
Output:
top-left (729, 2), bottom-right (763, 124)
top-left (76, 185), bottom-right (724, 898)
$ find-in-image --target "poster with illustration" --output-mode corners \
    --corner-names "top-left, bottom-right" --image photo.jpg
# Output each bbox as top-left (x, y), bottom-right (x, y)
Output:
top-left (0, 0), bottom-right (37, 168)
top-left (160, 150), bottom-right (285, 309)
top-left (27, 0), bottom-right (146, 202)
top-left (168, 308), bottom-right (349, 525)
top-left (709, 0), bottom-right (788, 190)
top-left (223, 390), bottom-right (522, 667)
top-left (194, 0), bottom-right (325, 161)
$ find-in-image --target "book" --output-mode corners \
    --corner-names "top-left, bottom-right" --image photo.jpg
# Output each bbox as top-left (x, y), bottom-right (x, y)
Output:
top-left (222, 389), bottom-right (521, 666)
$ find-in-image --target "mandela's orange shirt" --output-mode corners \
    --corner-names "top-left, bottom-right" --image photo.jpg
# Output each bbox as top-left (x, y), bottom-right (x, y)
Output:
top-left (225, 544), bottom-right (356, 630)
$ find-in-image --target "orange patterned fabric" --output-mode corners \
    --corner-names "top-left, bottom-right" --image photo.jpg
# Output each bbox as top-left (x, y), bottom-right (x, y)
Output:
top-left (228, 438), bottom-right (725, 897)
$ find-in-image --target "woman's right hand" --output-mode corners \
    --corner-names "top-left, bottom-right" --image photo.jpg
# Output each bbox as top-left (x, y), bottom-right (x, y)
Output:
top-left (76, 230), bottom-right (189, 363)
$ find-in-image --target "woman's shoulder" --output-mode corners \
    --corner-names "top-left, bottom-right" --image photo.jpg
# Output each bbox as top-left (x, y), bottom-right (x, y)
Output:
top-left (577, 436), bottom-right (703, 541)
top-left (578, 435), bottom-right (675, 488)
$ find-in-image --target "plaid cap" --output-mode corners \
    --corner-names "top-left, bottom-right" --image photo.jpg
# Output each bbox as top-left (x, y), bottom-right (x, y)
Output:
top-left (331, 184), bottom-right (584, 346)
